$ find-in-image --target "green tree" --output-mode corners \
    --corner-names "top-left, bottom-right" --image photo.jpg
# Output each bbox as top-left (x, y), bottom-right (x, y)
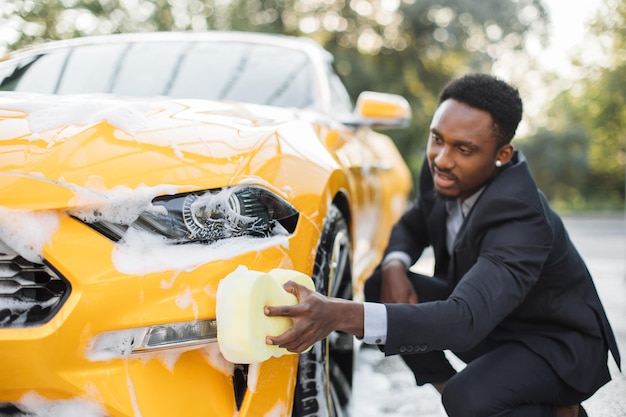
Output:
top-left (518, 127), bottom-right (591, 210)
top-left (370, 0), bottom-right (549, 184)
top-left (532, 0), bottom-right (626, 209)
top-left (581, 0), bottom-right (626, 206)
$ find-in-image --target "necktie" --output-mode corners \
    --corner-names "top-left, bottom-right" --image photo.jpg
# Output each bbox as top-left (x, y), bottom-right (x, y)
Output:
top-left (446, 199), bottom-right (463, 254)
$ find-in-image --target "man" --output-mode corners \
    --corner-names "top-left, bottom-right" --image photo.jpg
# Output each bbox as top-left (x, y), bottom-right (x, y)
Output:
top-left (265, 74), bottom-right (621, 417)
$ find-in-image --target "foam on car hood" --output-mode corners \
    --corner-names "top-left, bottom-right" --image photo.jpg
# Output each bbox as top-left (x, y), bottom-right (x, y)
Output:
top-left (0, 92), bottom-right (334, 198)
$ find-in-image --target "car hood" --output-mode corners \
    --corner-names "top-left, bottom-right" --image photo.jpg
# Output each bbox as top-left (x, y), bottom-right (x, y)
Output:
top-left (0, 92), bottom-right (336, 210)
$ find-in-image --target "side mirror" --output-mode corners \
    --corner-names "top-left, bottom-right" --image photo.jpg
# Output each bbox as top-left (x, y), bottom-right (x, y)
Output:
top-left (348, 91), bottom-right (412, 129)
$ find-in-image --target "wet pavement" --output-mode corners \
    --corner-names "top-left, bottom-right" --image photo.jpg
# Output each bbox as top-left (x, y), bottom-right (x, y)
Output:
top-left (353, 213), bottom-right (626, 416)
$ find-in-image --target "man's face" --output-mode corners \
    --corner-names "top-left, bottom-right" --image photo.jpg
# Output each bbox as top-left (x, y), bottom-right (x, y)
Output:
top-left (427, 99), bottom-right (503, 201)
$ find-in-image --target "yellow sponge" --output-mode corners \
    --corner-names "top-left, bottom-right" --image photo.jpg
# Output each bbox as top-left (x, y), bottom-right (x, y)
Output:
top-left (216, 267), bottom-right (315, 363)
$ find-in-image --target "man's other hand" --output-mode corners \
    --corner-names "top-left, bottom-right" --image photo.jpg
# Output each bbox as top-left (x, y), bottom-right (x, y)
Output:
top-left (381, 260), bottom-right (418, 304)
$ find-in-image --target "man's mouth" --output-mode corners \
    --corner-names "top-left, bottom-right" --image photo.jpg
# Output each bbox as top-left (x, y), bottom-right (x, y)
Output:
top-left (432, 168), bottom-right (457, 189)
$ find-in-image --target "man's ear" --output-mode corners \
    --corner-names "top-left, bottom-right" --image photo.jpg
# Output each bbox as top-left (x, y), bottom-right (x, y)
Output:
top-left (497, 144), bottom-right (514, 166)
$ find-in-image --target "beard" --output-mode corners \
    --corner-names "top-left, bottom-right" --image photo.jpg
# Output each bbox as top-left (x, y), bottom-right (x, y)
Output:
top-left (434, 191), bottom-right (457, 202)
top-left (426, 188), bottom-right (457, 202)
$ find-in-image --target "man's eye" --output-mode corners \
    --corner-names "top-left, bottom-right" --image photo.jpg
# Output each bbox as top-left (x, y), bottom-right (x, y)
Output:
top-left (458, 147), bottom-right (472, 155)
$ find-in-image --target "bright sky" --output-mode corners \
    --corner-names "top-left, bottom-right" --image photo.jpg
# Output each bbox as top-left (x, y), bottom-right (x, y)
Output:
top-left (539, 0), bottom-right (603, 77)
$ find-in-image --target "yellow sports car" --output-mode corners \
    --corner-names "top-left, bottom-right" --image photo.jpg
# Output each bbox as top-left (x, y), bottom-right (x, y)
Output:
top-left (0, 31), bottom-right (412, 417)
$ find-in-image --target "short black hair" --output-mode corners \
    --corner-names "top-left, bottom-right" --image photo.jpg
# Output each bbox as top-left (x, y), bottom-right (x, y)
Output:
top-left (438, 73), bottom-right (523, 146)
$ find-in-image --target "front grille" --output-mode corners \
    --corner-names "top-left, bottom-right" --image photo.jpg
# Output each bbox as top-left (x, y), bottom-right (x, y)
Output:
top-left (0, 244), bottom-right (70, 328)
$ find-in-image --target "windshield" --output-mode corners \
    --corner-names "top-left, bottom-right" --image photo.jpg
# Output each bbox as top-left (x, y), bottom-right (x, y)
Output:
top-left (0, 41), bottom-right (315, 109)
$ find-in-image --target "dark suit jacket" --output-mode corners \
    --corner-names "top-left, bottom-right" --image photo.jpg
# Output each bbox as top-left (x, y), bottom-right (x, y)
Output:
top-left (382, 150), bottom-right (621, 393)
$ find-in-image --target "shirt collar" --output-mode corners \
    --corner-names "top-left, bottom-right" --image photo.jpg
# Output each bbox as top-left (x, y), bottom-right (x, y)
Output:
top-left (446, 187), bottom-right (485, 219)
top-left (460, 187), bottom-right (485, 218)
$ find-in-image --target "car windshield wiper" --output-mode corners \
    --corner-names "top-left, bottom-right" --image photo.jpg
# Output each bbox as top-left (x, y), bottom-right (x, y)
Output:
top-left (265, 57), bottom-right (308, 106)
top-left (0, 56), bottom-right (39, 91)
top-left (218, 47), bottom-right (251, 100)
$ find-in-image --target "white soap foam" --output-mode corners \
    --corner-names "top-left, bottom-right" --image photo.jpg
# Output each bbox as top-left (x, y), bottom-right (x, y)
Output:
top-left (12, 392), bottom-right (107, 417)
top-left (0, 95), bottom-right (149, 135)
top-left (0, 207), bottom-right (59, 263)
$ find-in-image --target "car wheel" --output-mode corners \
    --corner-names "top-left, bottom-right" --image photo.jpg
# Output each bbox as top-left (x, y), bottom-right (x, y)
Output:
top-left (293, 205), bottom-right (353, 417)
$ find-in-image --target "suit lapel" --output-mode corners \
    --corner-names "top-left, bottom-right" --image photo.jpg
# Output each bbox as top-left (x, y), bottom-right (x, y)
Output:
top-left (447, 197), bottom-right (479, 284)
top-left (427, 200), bottom-right (451, 278)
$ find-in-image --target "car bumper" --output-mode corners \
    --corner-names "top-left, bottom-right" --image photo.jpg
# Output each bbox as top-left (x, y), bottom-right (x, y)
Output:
top-left (0, 213), bottom-right (317, 417)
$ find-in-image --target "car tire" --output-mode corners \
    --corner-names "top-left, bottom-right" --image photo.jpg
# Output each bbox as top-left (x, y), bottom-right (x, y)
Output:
top-left (292, 205), bottom-right (354, 417)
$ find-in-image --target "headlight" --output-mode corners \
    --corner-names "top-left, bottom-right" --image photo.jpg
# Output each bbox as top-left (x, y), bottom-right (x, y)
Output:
top-left (83, 186), bottom-right (299, 243)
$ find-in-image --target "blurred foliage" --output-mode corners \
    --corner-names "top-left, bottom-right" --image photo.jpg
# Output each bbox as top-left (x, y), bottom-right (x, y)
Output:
top-left (518, 0), bottom-right (625, 210)
top-left (518, 127), bottom-right (592, 210)
top-left (0, 0), bottom-right (624, 210)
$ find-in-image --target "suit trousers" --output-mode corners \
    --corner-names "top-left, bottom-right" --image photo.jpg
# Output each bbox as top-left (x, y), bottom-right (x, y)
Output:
top-left (364, 269), bottom-right (590, 416)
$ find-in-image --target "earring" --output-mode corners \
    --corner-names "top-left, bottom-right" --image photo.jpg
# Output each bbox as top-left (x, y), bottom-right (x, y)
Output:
top-left (495, 160), bottom-right (502, 167)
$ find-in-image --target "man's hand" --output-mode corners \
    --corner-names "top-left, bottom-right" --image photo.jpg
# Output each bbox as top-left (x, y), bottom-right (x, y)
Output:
top-left (264, 281), bottom-right (364, 353)
top-left (381, 260), bottom-right (418, 304)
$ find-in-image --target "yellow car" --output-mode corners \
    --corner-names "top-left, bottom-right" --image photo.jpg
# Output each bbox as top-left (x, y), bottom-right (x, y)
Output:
top-left (0, 31), bottom-right (412, 417)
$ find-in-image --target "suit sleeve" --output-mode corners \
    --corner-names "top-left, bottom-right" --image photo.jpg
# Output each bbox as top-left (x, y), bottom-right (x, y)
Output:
top-left (383, 195), bottom-right (553, 354)
top-left (383, 161), bottom-right (433, 264)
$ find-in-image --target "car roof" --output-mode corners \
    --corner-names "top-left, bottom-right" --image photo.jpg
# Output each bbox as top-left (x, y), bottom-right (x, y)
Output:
top-left (2, 31), bottom-right (334, 65)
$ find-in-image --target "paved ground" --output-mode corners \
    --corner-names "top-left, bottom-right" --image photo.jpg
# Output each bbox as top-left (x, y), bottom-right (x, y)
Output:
top-left (353, 213), bottom-right (626, 416)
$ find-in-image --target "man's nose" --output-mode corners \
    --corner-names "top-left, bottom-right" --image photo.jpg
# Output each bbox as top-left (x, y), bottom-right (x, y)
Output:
top-left (434, 145), bottom-right (454, 169)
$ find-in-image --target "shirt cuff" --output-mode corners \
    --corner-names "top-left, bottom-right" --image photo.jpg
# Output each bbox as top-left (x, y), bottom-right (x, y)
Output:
top-left (362, 302), bottom-right (387, 345)
top-left (382, 251), bottom-right (411, 269)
